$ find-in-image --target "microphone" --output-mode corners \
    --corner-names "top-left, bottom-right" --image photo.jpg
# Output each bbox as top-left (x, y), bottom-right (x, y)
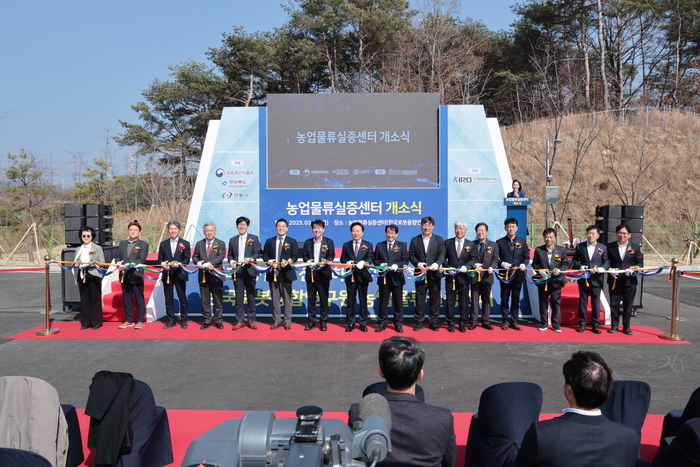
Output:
top-left (354, 393), bottom-right (392, 465)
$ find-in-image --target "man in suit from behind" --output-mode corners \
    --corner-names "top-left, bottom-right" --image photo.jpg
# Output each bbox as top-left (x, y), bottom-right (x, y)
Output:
top-left (340, 221), bottom-right (374, 332)
top-left (443, 220), bottom-right (475, 333)
top-left (651, 418), bottom-right (700, 467)
top-left (515, 351), bottom-right (638, 467)
top-left (348, 336), bottom-right (457, 467)
top-left (531, 228), bottom-right (569, 333)
top-left (302, 219), bottom-right (336, 331)
top-left (158, 220), bottom-right (191, 328)
top-left (496, 217), bottom-right (530, 330)
top-left (227, 216), bottom-right (262, 330)
top-left (374, 224), bottom-right (409, 333)
top-left (192, 222), bottom-right (227, 330)
top-left (469, 222), bottom-right (499, 330)
top-left (571, 225), bottom-right (610, 334)
top-left (606, 223), bottom-right (644, 335)
top-left (262, 218), bottom-right (299, 330)
top-left (409, 216), bottom-right (446, 331)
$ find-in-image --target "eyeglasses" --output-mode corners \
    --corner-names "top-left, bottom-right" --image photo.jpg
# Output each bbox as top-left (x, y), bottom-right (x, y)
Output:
top-left (81, 234), bottom-right (92, 238)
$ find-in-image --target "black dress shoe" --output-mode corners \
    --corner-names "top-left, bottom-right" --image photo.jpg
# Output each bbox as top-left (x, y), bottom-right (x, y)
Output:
top-left (395, 325), bottom-right (404, 333)
top-left (181, 321), bottom-right (188, 329)
top-left (200, 323), bottom-right (211, 330)
top-left (459, 324), bottom-right (467, 333)
top-left (320, 323), bottom-right (327, 331)
top-left (468, 324), bottom-right (477, 330)
top-left (80, 325), bottom-right (90, 330)
top-left (607, 327), bottom-right (618, 333)
top-left (511, 322), bottom-right (522, 331)
top-left (592, 325), bottom-right (601, 334)
top-left (622, 328), bottom-right (633, 335)
top-left (359, 324), bottom-right (368, 332)
top-left (375, 325), bottom-right (386, 332)
top-left (414, 322), bottom-right (424, 331)
top-left (164, 321), bottom-right (177, 329)
top-left (482, 323), bottom-right (494, 330)
top-left (346, 324), bottom-right (355, 332)
top-left (215, 323), bottom-right (224, 329)
top-left (304, 323), bottom-right (316, 331)
top-left (429, 323), bottom-right (440, 331)
top-left (447, 324), bottom-right (455, 332)
top-left (284, 323), bottom-right (292, 330)
top-left (92, 325), bottom-right (102, 330)
top-left (577, 324), bottom-right (585, 333)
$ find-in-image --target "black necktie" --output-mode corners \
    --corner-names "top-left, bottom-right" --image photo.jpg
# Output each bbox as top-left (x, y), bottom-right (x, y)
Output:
top-left (479, 243), bottom-right (484, 262)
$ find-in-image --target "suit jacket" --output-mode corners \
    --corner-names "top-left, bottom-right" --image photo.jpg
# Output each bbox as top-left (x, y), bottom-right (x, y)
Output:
top-left (515, 412), bottom-right (638, 467)
top-left (262, 236), bottom-right (299, 282)
top-left (192, 237), bottom-right (227, 283)
top-left (227, 234), bottom-right (262, 278)
top-left (409, 234), bottom-right (446, 282)
top-left (571, 242), bottom-right (610, 288)
top-left (157, 238), bottom-right (191, 282)
top-left (531, 244), bottom-right (569, 290)
top-left (374, 240), bottom-right (409, 286)
top-left (302, 237), bottom-right (336, 282)
top-left (74, 242), bottom-right (106, 279)
top-left (469, 239), bottom-right (499, 285)
top-left (653, 417), bottom-right (700, 467)
top-left (606, 241), bottom-right (644, 287)
top-left (443, 237), bottom-right (476, 286)
top-left (349, 392), bottom-right (456, 467)
top-left (115, 239), bottom-right (149, 284)
top-left (496, 235), bottom-right (530, 283)
top-left (340, 239), bottom-right (374, 283)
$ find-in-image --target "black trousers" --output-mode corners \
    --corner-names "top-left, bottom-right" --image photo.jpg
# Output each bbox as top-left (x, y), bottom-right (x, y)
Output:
top-left (414, 277), bottom-right (441, 324)
top-left (199, 273), bottom-right (224, 324)
top-left (346, 280), bottom-right (369, 326)
top-left (470, 281), bottom-right (493, 324)
top-left (162, 275), bottom-right (188, 322)
top-left (500, 279), bottom-right (524, 323)
top-left (537, 285), bottom-right (562, 329)
top-left (79, 274), bottom-right (103, 327)
top-left (445, 277), bottom-right (470, 325)
top-left (378, 279), bottom-right (404, 326)
top-left (233, 271), bottom-right (257, 322)
top-left (121, 281), bottom-right (145, 323)
top-left (307, 273), bottom-right (330, 324)
top-left (577, 282), bottom-right (602, 325)
top-left (609, 283), bottom-right (636, 329)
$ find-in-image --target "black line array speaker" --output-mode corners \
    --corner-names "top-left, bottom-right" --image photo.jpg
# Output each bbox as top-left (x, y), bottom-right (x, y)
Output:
top-left (594, 205), bottom-right (644, 246)
top-left (64, 204), bottom-right (114, 246)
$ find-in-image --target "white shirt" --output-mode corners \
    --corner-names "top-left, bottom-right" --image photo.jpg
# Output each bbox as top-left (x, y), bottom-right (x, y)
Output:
top-left (314, 237), bottom-right (323, 262)
top-left (617, 242), bottom-right (628, 260)
top-left (422, 235), bottom-right (431, 252)
top-left (170, 238), bottom-right (178, 256)
top-left (562, 407), bottom-right (602, 416)
top-left (587, 242), bottom-right (596, 261)
top-left (238, 235), bottom-right (246, 262)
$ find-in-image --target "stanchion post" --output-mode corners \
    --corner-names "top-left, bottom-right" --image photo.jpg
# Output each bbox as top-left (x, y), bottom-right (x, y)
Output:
top-left (660, 258), bottom-right (684, 342)
top-left (36, 255), bottom-right (60, 336)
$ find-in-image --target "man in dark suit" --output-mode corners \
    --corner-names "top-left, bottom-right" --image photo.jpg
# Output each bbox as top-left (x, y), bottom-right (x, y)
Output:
top-left (157, 220), bottom-right (191, 328)
top-left (469, 222), bottom-right (499, 330)
top-left (515, 351), bottom-right (638, 467)
top-left (496, 217), bottom-right (530, 330)
top-left (227, 216), bottom-right (262, 330)
top-left (192, 222), bottom-right (227, 330)
top-left (572, 225), bottom-right (610, 334)
top-left (340, 222), bottom-right (374, 332)
top-left (374, 224), bottom-right (409, 333)
top-left (606, 223), bottom-right (644, 335)
top-left (348, 336), bottom-right (456, 467)
top-left (443, 221), bottom-right (475, 333)
top-left (652, 417), bottom-right (700, 466)
top-left (302, 220), bottom-right (335, 331)
top-left (531, 228), bottom-right (569, 332)
top-left (262, 218), bottom-right (299, 330)
top-left (409, 216), bottom-right (446, 331)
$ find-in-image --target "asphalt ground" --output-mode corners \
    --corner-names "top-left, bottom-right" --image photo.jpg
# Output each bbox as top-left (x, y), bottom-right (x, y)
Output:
top-left (0, 270), bottom-right (698, 416)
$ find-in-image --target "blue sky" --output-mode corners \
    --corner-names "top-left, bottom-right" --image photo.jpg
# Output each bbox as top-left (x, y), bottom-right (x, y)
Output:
top-left (0, 0), bottom-right (517, 183)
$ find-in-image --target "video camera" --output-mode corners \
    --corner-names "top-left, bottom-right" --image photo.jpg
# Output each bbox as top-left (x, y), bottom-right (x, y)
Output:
top-left (181, 393), bottom-right (392, 467)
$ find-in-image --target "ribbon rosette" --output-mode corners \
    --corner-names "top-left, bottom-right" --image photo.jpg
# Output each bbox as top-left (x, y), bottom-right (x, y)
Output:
top-left (393, 246), bottom-right (400, 253)
top-left (212, 244), bottom-right (219, 251)
top-left (134, 246), bottom-right (141, 252)
top-left (515, 242), bottom-right (522, 249)
top-left (89, 250), bottom-right (95, 256)
top-left (486, 246), bottom-right (492, 254)
top-left (627, 247), bottom-right (634, 254)
top-left (322, 245), bottom-right (328, 252)
top-left (597, 248), bottom-right (603, 255)
top-left (178, 243), bottom-right (185, 251)
top-left (247, 239), bottom-right (254, 245)
top-left (283, 243), bottom-right (290, 250)
top-left (553, 254), bottom-right (561, 261)
top-left (464, 246), bottom-right (471, 252)
top-left (361, 245), bottom-right (368, 251)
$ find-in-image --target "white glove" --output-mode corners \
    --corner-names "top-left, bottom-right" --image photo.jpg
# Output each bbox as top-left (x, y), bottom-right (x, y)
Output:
top-left (488, 267), bottom-right (494, 274)
top-left (580, 265), bottom-right (588, 270)
top-left (118, 264), bottom-right (127, 271)
top-left (357, 261), bottom-right (365, 269)
top-left (116, 261), bottom-right (123, 265)
top-left (459, 265), bottom-right (467, 273)
top-left (519, 264), bottom-right (526, 271)
top-left (474, 263), bottom-right (483, 269)
top-left (73, 263), bottom-right (80, 269)
top-left (598, 267), bottom-right (605, 273)
top-left (501, 262), bottom-right (511, 269)
top-left (553, 269), bottom-right (560, 276)
top-left (381, 263), bottom-right (387, 267)
top-left (160, 261), bottom-right (167, 266)
top-left (538, 269), bottom-right (547, 276)
top-left (610, 271), bottom-right (618, 278)
top-left (390, 264), bottom-right (399, 271)
top-left (417, 262), bottom-right (427, 269)
top-left (346, 260), bottom-right (354, 265)
top-left (625, 268), bottom-right (632, 276)
top-left (272, 263), bottom-right (278, 269)
top-left (203, 262), bottom-right (211, 269)
top-left (197, 261), bottom-right (203, 266)
top-left (429, 263), bottom-right (438, 271)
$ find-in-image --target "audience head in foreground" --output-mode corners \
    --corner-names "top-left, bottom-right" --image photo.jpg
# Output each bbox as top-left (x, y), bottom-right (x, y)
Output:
top-left (378, 335), bottom-right (425, 393)
top-left (515, 351), bottom-right (639, 467)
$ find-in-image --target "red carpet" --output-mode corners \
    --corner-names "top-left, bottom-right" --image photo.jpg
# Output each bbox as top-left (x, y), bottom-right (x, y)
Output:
top-left (70, 409), bottom-right (664, 466)
top-left (8, 321), bottom-right (690, 344)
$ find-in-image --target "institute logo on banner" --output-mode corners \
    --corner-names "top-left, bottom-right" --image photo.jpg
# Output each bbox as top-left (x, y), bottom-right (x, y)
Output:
top-left (215, 168), bottom-right (225, 177)
top-left (222, 192), bottom-right (233, 199)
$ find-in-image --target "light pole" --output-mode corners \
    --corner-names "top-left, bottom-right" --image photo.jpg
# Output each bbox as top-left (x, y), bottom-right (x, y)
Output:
top-left (545, 138), bottom-right (562, 229)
